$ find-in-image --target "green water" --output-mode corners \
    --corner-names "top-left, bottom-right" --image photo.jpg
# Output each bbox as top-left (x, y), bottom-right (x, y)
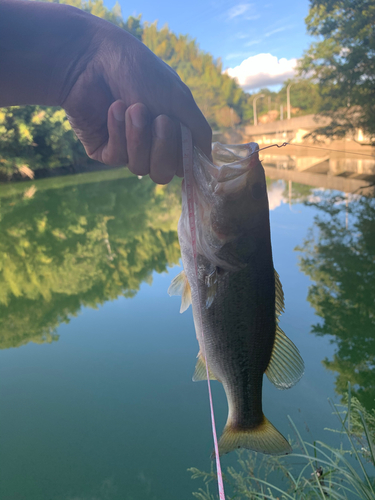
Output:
top-left (0, 169), bottom-right (374, 499)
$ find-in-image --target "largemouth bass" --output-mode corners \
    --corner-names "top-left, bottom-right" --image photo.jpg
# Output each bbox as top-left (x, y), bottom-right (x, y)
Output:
top-left (169, 142), bottom-right (304, 456)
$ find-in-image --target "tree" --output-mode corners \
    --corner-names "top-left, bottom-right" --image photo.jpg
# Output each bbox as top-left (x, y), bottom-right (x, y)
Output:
top-left (141, 23), bottom-right (251, 129)
top-left (297, 192), bottom-right (375, 411)
top-left (278, 79), bottom-right (321, 117)
top-left (0, 105), bottom-right (89, 178)
top-left (298, 0), bottom-right (375, 144)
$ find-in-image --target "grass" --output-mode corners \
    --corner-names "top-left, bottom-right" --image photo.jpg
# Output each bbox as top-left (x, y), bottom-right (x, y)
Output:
top-left (0, 166), bottom-right (131, 199)
top-left (189, 385), bottom-right (375, 499)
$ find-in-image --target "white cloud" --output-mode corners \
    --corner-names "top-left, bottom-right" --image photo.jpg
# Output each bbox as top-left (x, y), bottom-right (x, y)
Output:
top-left (227, 3), bottom-right (253, 19)
top-left (267, 181), bottom-right (286, 211)
top-left (244, 39), bottom-right (262, 47)
top-left (225, 52), bottom-right (253, 60)
top-left (225, 53), bottom-right (297, 90)
top-left (264, 26), bottom-right (288, 37)
top-left (235, 32), bottom-right (250, 39)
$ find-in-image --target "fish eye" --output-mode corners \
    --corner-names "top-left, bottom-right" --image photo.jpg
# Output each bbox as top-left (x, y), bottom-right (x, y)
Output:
top-left (251, 182), bottom-right (266, 200)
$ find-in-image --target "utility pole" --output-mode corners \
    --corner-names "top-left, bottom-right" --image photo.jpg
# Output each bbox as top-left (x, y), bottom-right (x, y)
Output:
top-left (287, 82), bottom-right (293, 120)
top-left (253, 94), bottom-right (265, 126)
top-left (280, 105), bottom-right (284, 121)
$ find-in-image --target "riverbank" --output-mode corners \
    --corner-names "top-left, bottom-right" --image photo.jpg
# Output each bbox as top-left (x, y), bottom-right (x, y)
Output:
top-left (0, 166), bottom-right (134, 199)
top-left (0, 159), bottom-right (122, 184)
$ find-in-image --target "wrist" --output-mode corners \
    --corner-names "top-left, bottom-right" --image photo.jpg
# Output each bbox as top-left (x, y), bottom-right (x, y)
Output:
top-left (0, 1), bottom-right (101, 107)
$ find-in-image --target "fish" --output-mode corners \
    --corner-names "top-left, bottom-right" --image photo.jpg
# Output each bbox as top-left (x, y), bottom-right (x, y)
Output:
top-left (168, 142), bottom-right (304, 456)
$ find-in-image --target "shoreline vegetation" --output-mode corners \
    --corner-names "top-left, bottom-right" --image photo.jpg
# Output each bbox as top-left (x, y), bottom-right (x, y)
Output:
top-left (0, 157), bottom-right (119, 183)
top-left (190, 386), bottom-right (375, 500)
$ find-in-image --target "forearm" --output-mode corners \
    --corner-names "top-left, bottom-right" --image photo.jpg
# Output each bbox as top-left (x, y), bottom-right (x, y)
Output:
top-left (0, 0), bottom-right (100, 107)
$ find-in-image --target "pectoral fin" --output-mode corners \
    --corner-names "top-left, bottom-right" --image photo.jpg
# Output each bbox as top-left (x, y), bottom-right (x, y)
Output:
top-left (266, 326), bottom-right (304, 390)
top-left (168, 270), bottom-right (191, 313)
top-left (205, 269), bottom-right (218, 308)
top-left (193, 352), bottom-right (217, 381)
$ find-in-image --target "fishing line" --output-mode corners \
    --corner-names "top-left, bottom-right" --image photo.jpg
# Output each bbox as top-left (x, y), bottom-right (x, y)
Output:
top-left (181, 124), bottom-right (226, 500)
top-left (253, 142), bottom-right (375, 158)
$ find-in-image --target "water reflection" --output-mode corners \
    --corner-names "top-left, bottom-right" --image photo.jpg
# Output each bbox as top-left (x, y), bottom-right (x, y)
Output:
top-left (263, 147), bottom-right (375, 196)
top-left (266, 178), bottom-right (314, 209)
top-left (296, 192), bottom-right (375, 411)
top-left (0, 172), bottom-right (181, 349)
top-left (1, 168), bottom-right (374, 414)
top-left (263, 152), bottom-right (375, 179)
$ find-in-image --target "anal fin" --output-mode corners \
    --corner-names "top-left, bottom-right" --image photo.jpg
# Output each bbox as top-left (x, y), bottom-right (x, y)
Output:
top-left (193, 352), bottom-right (217, 382)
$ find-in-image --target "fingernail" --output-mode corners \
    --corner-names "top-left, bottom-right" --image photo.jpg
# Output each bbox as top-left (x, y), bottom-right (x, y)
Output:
top-left (113, 103), bottom-right (125, 122)
top-left (154, 117), bottom-right (172, 140)
top-left (129, 105), bottom-right (148, 128)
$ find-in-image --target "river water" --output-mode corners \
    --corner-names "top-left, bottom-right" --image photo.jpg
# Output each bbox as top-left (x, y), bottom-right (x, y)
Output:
top-left (0, 162), bottom-right (374, 499)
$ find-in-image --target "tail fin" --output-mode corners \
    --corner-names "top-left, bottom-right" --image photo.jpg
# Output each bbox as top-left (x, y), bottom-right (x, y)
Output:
top-left (216, 415), bottom-right (292, 457)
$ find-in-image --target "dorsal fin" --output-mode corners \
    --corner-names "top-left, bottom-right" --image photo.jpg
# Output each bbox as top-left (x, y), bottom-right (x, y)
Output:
top-left (266, 326), bottom-right (304, 389)
top-left (266, 270), bottom-right (304, 389)
top-left (167, 270), bottom-right (191, 313)
top-left (274, 269), bottom-right (285, 317)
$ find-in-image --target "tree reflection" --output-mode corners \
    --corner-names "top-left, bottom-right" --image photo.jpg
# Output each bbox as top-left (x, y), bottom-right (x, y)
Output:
top-left (0, 172), bottom-right (181, 349)
top-left (297, 192), bottom-right (375, 411)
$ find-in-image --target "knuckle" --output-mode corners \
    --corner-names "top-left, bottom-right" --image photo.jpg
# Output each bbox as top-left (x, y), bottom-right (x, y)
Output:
top-left (179, 81), bottom-right (194, 100)
top-left (103, 150), bottom-right (128, 167)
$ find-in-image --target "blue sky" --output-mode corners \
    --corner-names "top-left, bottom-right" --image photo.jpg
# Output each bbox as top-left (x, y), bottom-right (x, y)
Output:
top-left (107, 0), bottom-right (315, 91)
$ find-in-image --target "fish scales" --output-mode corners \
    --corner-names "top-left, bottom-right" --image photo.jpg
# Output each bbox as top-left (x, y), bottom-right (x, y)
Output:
top-left (198, 248), bottom-right (275, 425)
top-left (169, 142), bottom-right (304, 456)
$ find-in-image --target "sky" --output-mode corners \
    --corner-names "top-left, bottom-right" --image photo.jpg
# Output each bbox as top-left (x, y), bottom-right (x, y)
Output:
top-left (107, 0), bottom-right (315, 92)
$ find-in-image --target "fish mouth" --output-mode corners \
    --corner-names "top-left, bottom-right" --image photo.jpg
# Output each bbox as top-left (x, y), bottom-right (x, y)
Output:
top-left (188, 142), bottom-right (262, 199)
top-left (213, 142), bottom-right (260, 183)
top-left (212, 142), bottom-right (259, 165)
top-left (194, 142), bottom-right (260, 187)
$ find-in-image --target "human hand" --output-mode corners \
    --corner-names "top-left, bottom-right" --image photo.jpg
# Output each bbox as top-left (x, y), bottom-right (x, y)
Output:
top-left (61, 19), bottom-right (212, 184)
